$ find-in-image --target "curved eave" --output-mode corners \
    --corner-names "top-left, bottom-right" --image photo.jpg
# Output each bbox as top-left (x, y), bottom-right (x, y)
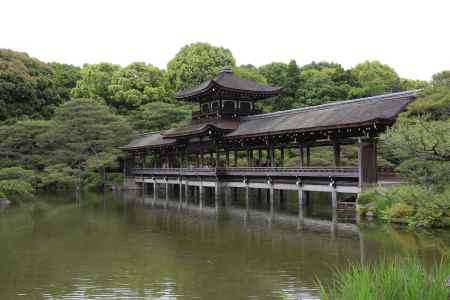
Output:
top-left (224, 118), bottom-right (394, 140)
top-left (174, 81), bottom-right (281, 102)
top-left (161, 124), bottom-right (234, 139)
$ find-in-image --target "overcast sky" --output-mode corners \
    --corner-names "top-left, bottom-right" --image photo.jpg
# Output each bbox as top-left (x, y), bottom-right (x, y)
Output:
top-left (2, 0), bottom-right (449, 80)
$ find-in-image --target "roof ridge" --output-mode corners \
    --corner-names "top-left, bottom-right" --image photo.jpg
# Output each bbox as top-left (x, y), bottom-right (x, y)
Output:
top-left (243, 90), bottom-right (419, 121)
top-left (135, 130), bottom-right (161, 137)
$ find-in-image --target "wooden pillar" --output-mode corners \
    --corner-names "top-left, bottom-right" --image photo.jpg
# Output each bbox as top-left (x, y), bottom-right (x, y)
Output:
top-left (142, 153), bottom-right (146, 168)
top-left (280, 147), bottom-right (285, 167)
top-left (200, 150), bottom-right (204, 167)
top-left (215, 147), bottom-right (220, 168)
top-left (209, 151), bottom-right (213, 167)
top-left (258, 149), bottom-right (262, 167)
top-left (165, 155), bottom-right (170, 168)
top-left (299, 146), bottom-right (304, 167)
top-left (234, 150), bottom-right (238, 167)
top-left (333, 143), bottom-right (341, 167)
top-left (246, 149), bottom-right (251, 167)
top-left (226, 150), bottom-right (230, 168)
top-left (269, 147), bottom-right (275, 167)
top-left (153, 181), bottom-right (157, 201)
top-left (358, 140), bottom-right (377, 187)
top-left (306, 147), bottom-right (311, 166)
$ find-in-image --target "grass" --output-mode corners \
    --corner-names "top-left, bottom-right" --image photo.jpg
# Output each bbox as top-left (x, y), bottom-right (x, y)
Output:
top-left (319, 256), bottom-right (450, 300)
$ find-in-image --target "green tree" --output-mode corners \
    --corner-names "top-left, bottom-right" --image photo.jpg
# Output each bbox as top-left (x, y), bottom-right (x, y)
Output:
top-left (0, 49), bottom-right (62, 121)
top-left (233, 65), bottom-right (267, 84)
top-left (0, 167), bottom-right (35, 199)
top-left (297, 61), bottom-right (353, 106)
top-left (49, 62), bottom-right (81, 102)
top-left (41, 98), bottom-right (133, 188)
top-left (259, 62), bottom-right (289, 87)
top-left (350, 60), bottom-right (401, 98)
top-left (0, 120), bottom-right (53, 170)
top-left (71, 63), bottom-right (120, 103)
top-left (380, 81), bottom-right (450, 187)
top-left (270, 60), bottom-right (301, 111)
top-left (108, 62), bottom-right (168, 112)
top-left (129, 101), bottom-right (191, 133)
top-left (431, 70), bottom-right (450, 87)
top-left (167, 42), bottom-right (236, 90)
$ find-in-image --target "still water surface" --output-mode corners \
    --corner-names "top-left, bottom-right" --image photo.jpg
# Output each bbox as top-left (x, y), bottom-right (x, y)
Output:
top-left (0, 191), bottom-right (449, 299)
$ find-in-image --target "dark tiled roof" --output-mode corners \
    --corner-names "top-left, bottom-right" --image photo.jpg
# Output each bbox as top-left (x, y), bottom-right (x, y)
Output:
top-left (225, 90), bottom-right (417, 138)
top-left (121, 90), bottom-right (417, 150)
top-left (174, 68), bottom-right (280, 100)
top-left (120, 132), bottom-right (175, 150)
top-left (161, 119), bottom-right (239, 138)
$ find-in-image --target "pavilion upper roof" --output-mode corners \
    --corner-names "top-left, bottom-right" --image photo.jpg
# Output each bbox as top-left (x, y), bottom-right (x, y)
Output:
top-left (121, 90), bottom-right (418, 151)
top-left (174, 67), bottom-right (281, 101)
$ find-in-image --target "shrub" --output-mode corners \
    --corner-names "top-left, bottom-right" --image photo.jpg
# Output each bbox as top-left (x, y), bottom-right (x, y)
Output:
top-left (383, 202), bottom-right (415, 220)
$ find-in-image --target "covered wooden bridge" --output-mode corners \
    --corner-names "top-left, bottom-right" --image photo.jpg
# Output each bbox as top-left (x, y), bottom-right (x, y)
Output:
top-left (121, 67), bottom-right (416, 211)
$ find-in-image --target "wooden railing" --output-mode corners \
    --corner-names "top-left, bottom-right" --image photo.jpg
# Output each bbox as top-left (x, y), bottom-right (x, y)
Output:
top-left (131, 167), bottom-right (359, 178)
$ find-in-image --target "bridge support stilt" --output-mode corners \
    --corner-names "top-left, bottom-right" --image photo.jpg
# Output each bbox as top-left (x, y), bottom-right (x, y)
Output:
top-left (165, 182), bottom-right (169, 208)
top-left (297, 186), bottom-right (305, 230)
top-left (269, 186), bottom-right (274, 222)
top-left (199, 181), bottom-right (204, 210)
top-left (245, 185), bottom-right (250, 215)
top-left (215, 182), bottom-right (221, 212)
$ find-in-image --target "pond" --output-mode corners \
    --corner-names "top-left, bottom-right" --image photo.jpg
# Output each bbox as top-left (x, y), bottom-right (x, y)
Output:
top-left (0, 191), bottom-right (449, 299)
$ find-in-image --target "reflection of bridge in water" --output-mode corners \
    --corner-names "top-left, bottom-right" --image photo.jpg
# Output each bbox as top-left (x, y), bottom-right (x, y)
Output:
top-left (122, 190), bottom-right (366, 265)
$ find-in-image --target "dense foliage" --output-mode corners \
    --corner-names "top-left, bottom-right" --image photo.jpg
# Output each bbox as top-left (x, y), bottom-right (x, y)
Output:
top-left (0, 49), bottom-right (62, 121)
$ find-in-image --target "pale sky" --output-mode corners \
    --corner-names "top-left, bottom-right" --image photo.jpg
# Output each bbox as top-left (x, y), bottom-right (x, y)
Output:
top-left (2, 0), bottom-right (449, 80)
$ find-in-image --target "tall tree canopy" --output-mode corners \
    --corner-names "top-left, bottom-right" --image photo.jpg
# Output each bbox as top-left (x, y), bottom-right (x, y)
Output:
top-left (167, 42), bottom-right (236, 91)
top-left (0, 49), bottom-right (61, 121)
top-left (108, 62), bottom-right (169, 112)
top-left (128, 101), bottom-right (191, 133)
top-left (297, 61), bottom-right (353, 106)
top-left (71, 63), bottom-right (121, 104)
top-left (350, 60), bottom-right (401, 98)
top-left (259, 62), bottom-right (289, 87)
top-left (48, 62), bottom-right (81, 102)
top-left (233, 65), bottom-right (267, 84)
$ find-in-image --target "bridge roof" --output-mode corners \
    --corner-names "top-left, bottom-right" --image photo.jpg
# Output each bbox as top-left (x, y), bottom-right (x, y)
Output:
top-left (225, 90), bottom-right (417, 139)
top-left (120, 132), bottom-right (175, 150)
top-left (121, 90), bottom-right (417, 150)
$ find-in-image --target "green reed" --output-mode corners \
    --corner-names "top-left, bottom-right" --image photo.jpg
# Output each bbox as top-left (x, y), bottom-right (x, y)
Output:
top-left (319, 256), bottom-right (449, 300)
